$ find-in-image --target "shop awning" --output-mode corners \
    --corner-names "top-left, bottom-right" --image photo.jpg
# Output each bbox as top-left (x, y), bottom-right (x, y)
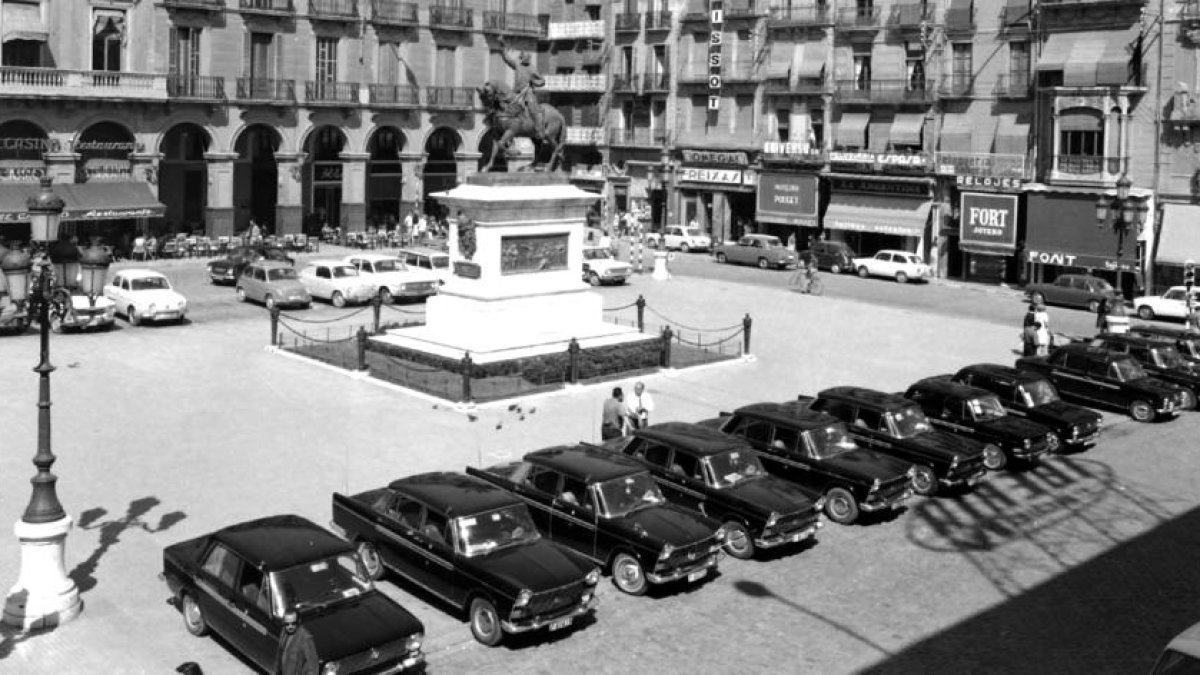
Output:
top-left (794, 41), bottom-right (825, 80)
top-left (1004, 0), bottom-right (1030, 24)
top-left (1097, 28), bottom-right (1140, 85)
top-left (765, 43), bottom-right (792, 80)
top-left (1036, 33), bottom-right (1074, 72)
top-left (1024, 191), bottom-right (1137, 270)
top-left (824, 193), bottom-right (932, 237)
top-left (1064, 35), bottom-right (1109, 87)
top-left (939, 116), bottom-right (973, 153)
top-left (835, 112), bottom-right (870, 149)
top-left (0, 182), bottom-right (165, 224)
top-left (869, 116), bottom-right (891, 153)
top-left (891, 113), bottom-right (926, 147)
top-left (995, 113), bottom-right (1031, 155)
top-left (1157, 203), bottom-right (1200, 265)
top-left (2, 1), bottom-right (48, 42)
top-left (946, 0), bottom-right (973, 30)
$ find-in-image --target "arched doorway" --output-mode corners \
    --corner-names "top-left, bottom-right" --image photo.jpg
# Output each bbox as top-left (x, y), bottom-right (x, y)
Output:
top-left (366, 126), bottom-right (405, 229)
top-left (0, 120), bottom-right (51, 182)
top-left (158, 123), bottom-right (210, 235)
top-left (304, 125), bottom-right (346, 230)
top-left (423, 127), bottom-right (460, 220)
top-left (233, 124), bottom-right (279, 234)
top-left (76, 121), bottom-right (135, 183)
top-left (476, 129), bottom-right (508, 173)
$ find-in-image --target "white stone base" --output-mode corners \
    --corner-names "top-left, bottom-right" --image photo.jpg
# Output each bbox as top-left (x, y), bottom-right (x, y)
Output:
top-left (3, 516), bottom-right (82, 631)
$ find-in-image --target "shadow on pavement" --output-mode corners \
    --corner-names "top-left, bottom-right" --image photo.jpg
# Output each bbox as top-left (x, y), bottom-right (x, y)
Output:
top-left (732, 579), bottom-right (893, 658)
top-left (71, 496), bottom-right (187, 594)
top-left (863, 457), bottom-right (1200, 674)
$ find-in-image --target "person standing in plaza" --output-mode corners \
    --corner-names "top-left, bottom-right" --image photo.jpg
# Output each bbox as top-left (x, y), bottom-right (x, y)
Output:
top-left (626, 381), bottom-right (655, 430)
top-left (1105, 297), bottom-right (1130, 334)
top-left (602, 387), bottom-right (627, 440)
top-left (1034, 301), bottom-right (1052, 356)
top-left (1021, 303), bottom-right (1039, 356)
top-left (276, 612), bottom-right (318, 675)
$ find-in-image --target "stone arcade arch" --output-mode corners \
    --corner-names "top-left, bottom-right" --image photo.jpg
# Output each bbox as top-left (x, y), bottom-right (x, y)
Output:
top-left (423, 127), bottom-right (461, 220)
top-left (303, 125), bottom-right (347, 229)
top-left (366, 126), bottom-right (405, 227)
top-left (233, 124), bottom-right (279, 233)
top-left (158, 123), bottom-right (210, 233)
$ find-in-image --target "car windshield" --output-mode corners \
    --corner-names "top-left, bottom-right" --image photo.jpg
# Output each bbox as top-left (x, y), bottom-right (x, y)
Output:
top-left (372, 259), bottom-right (403, 272)
top-left (595, 473), bottom-right (665, 518)
top-left (268, 268), bottom-right (298, 281)
top-left (887, 407), bottom-right (933, 438)
top-left (1111, 358), bottom-right (1146, 381)
top-left (760, 237), bottom-right (783, 248)
top-left (807, 424), bottom-right (859, 460)
top-left (130, 276), bottom-right (170, 291)
top-left (1094, 279), bottom-right (1114, 291)
top-left (1151, 347), bottom-right (1186, 369)
top-left (331, 265), bottom-right (359, 278)
top-left (1018, 379), bottom-right (1060, 406)
top-left (453, 505), bottom-right (541, 557)
top-left (584, 248), bottom-right (612, 260)
top-left (705, 449), bottom-right (765, 488)
top-left (967, 395), bottom-right (1008, 421)
top-left (683, 227), bottom-right (704, 237)
top-left (273, 553), bottom-right (371, 612)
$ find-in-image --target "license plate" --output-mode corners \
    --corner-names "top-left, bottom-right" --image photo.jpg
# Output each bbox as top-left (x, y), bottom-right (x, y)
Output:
top-left (549, 618), bottom-right (573, 632)
top-left (687, 569), bottom-right (707, 583)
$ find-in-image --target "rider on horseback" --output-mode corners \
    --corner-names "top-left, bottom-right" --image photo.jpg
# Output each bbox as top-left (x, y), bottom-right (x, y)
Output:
top-left (497, 36), bottom-right (546, 141)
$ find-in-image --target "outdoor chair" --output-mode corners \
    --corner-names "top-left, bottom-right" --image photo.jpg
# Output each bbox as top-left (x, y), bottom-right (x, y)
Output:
top-left (295, 234), bottom-right (310, 252)
top-left (184, 236), bottom-right (198, 258)
top-left (282, 234), bottom-right (296, 251)
top-left (216, 236), bottom-right (230, 255)
top-left (161, 239), bottom-right (178, 258)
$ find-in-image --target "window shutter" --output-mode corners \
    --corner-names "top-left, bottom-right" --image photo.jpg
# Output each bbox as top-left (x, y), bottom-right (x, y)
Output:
top-left (169, 28), bottom-right (179, 77)
top-left (243, 31), bottom-right (251, 78)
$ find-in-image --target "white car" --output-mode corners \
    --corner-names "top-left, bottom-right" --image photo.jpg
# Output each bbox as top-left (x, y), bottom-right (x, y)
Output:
top-left (297, 260), bottom-right (377, 307)
top-left (582, 246), bottom-right (632, 286)
top-left (344, 253), bottom-right (440, 303)
top-left (1133, 285), bottom-right (1200, 320)
top-left (398, 247), bottom-right (453, 285)
top-left (104, 269), bottom-right (187, 325)
top-left (53, 290), bottom-right (116, 332)
top-left (853, 250), bottom-right (931, 283)
top-left (646, 225), bottom-right (712, 253)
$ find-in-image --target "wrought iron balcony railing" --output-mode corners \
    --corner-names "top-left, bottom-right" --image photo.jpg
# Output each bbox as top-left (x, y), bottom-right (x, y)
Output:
top-left (939, 74), bottom-right (973, 98)
top-left (235, 77), bottom-right (295, 102)
top-left (370, 1), bottom-right (418, 25)
top-left (768, 4), bottom-right (832, 27)
top-left (565, 126), bottom-right (604, 145)
top-left (1055, 154), bottom-right (1103, 175)
top-left (835, 6), bottom-right (880, 29)
top-left (541, 74), bottom-right (607, 92)
top-left (612, 73), bottom-right (638, 91)
top-left (166, 75), bottom-right (226, 100)
top-left (309, 0), bottom-right (357, 20)
top-left (994, 73), bottom-right (1032, 98)
top-left (763, 78), bottom-right (829, 95)
top-left (368, 83), bottom-right (420, 106)
top-left (642, 72), bottom-right (669, 91)
top-left (305, 80), bottom-right (359, 104)
top-left (647, 11), bottom-right (673, 30)
top-left (429, 5), bottom-right (472, 29)
top-left (239, 0), bottom-right (294, 15)
top-left (425, 86), bottom-right (475, 108)
top-left (482, 11), bottom-right (541, 35)
top-left (607, 128), bottom-right (669, 146)
top-left (835, 79), bottom-right (934, 104)
top-left (615, 12), bottom-right (641, 32)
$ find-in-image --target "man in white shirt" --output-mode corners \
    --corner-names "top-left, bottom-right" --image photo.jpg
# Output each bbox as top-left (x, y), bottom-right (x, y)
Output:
top-left (626, 381), bottom-right (655, 430)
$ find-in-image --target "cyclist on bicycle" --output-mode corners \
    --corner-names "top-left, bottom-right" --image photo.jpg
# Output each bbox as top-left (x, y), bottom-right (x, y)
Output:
top-left (799, 250), bottom-right (818, 293)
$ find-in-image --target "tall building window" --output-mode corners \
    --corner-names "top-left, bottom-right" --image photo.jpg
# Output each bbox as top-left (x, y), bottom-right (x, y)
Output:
top-left (92, 10), bottom-right (125, 72)
top-left (379, 43), bottom-right (399, 84)
top-left (809, 110), bottom-right (823, 147)
top-left (247, 32), bottom-right (274, 82)
top-left (436, 45), bottom-right (455, 83)
top-left (2, 0), bottom-right (45, 67)
top-left (853, 52), bottom-right (871, 90)
top-left (951, 43), bottom-right (971, 81)
top-left (1059, 109), bottom-right (1104, 173)
top-left (169, 27), bottom-right (201, 79)
top-left (316, 37), bottom-right (338, 82)
top-left (1009, 41), bottom-right (1030, 87)
top-left (776, 109), bottom-right (789, 142)
top-left (622, 45), bottom-right (634, 78)
top-left (905, 42), bottom-right (925, 90)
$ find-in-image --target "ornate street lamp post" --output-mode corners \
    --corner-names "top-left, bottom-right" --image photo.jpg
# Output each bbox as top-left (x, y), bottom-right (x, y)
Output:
top-left (0, 177), bottom-right (109, 630)
top-left (1094, 174), bottom-right (1150, 296)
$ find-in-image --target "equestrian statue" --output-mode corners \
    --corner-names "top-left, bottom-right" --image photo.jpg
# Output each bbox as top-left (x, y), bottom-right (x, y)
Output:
top-left (477, 36), bottom-right (565, 173)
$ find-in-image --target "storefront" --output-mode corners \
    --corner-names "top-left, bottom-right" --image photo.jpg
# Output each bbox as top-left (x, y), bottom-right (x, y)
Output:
top-left (672, 149), bottom-right (757, 242)
top-left (1151, 202), bottom-right (1200, 291)
top-left (0, 181), bottom-right (165, 254)
top-left (822, 171), bottom-right (935, 258)
top-left (756, 172), bottom-right (819, 245)
top-left (956, 190), bottom-right (1021, 284)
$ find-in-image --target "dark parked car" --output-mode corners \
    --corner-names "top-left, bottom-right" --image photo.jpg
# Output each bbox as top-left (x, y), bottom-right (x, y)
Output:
top-left (467, 445), bottom-right (722, 597)
top-left (704, 402), bottom-right (914, 525)
top-left (1024, 273), bottom-right (1124, 313)
top-left (331, 472), bottom-right (599, 646)
top-left (1128, 325), bottom-right (1200, 363)
top-left (1016, 343), bottom-right (1191, 422)
top-left (161, 515), bottom-right (425, 673)
top-left (601, 422), bottom-right (823, 559)
top-left (802, 387), bottom-right (990, 496)
top-left (207, 245), bottom-right (294, 284)
top-left (950, 363), bottom-right (1103, 451)
top-left (904, 377), bottom-right (1058, 471)
top-left (1084, 333), bottom-right (1200, 410)
top-left (799, 240), bottom-right (858, 275)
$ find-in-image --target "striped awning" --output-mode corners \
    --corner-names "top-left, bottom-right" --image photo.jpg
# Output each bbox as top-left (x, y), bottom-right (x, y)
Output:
top-left (939, 116), bottom-right (973, 153)
top-left (891, 113), bottom-right (926, 147)
top-left (835, 113), bottom-right (871, 149)
top-left (2, 1), bottom-right (47, 42)
top-left (824, 193), bottom-right (933, 237)
top-left (1156, 204), bottom-right (1200, 265)
top-left (869, 115), bottom-right (892, 153)
top-left (765, 43), bottom-right (792, 80)
top-left (794, 41), bottom-right (826, 80)
top-left (995, 114), bottom-right (1030, 155)
top-left (0, 182), bottom-right (165, 224)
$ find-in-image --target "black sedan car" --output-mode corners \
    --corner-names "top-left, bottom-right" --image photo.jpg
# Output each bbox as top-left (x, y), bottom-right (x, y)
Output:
top-left (1129, 325), bottom-right (1200, 363)
top-left (207, 245), bottom-right (294, 284)
top-left (601, 422), bottom-right (823, 559)
top-left (951, 363), bottom-right (1103, 451)
top-left (467, 445), bottom-right (723, 597)
top-left (332, 472), bottom-right (599, 646)
top-left (1085, 334), bottom-right (1200, 410)
top-left (161, 514), bottom-right (425, 674)
top-left (1016, 343), bottom-right (1191, 422)
top-left (803, 387), bottom-right (990, 496)
top-left (904, 377), bottom-right (1058, 471)
top-left (705, 402), bottom-right (914, 525)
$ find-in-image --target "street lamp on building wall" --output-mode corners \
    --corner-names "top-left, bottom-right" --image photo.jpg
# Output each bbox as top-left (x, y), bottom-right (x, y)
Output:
top-left (1095, 173), bottom-right (1150, 260)
top-left (0, 177), bottom-right (110, 630)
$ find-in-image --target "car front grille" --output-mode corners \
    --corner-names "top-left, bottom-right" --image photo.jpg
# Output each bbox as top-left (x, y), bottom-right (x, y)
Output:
top-left (874, 475), bottom-right (911, 502)
top-left (526, 580), bottom-right (585, 616)
top-left (336, 639), bottom-right (412, 673)
top-left (663, 536), bottom-right (720, 566)
top-left (402, 282), bottom-right (436, 293)
top-left (1075, 419), bottom-right (1099, 438)
top-left (948, 455), bottom-right (985, 481)
top-left (773, 510), bottom-right (820, 535)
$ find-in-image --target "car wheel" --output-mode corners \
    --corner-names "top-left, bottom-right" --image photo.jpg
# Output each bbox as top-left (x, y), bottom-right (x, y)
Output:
top-left (128, 307), bottom-right (141, 326)
top-left (236, 287), bottom-right (247, 303)
top-left (722, 520), bottom-right (755, 560)
top-left (264, 295), bottom-right (276, 311)
top-left (895, 271), bottom-right (909, 284)
top-left (379, 287), bottom-right (394, 305)
top-left (681, 243), bottom-right (691, 253)
top-left (824, 487), bottom-right (859, 525)
top-left (983, 445), bottom-right (1007, 472)
top-left (715, 252), bottom-right (727, 264)
top-left (1046, 432), bottom-right (1061, 453)
top-left (588, 272), bottom-right (601, 287)
top-left (1137, 305), bottom-right (1155, 320)
top-left (611, 552), bottom-right (648, 596)
top-left (857, 266), bottom-right (870, 278)
top-left (829, 263), bottom-right (842, 275)
top-left (468, 597), bottom-right (504, 647)
top-left (181, 593), bottom-right (209, 637)
top-left (356, 541), bottom-right (384, 581)
top-left (911, 465), bottom-right (938, 496)
top-left (1030, 292), bottom-right (1045, 306)
top-left (331, 291), bottom-right (346, 308)
top-left (1129, 399), bottom-right (1155, 423)
top-left (757, 257), bottom-right (769, 270)
top-left (1088, 299), bottom-right (1101, 314)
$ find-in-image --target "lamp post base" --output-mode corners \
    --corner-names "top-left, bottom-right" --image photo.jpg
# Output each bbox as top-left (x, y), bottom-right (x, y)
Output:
top-left (3, 516), bottom-right (81, 631)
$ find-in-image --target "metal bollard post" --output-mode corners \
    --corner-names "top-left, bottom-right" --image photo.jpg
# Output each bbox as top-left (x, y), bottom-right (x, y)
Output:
top-left (636, 295), bottom-right (646, 333)
top-left (372, 293), bottom-right (383, 333)
top-left (270, 306), bottom-right (280, 347)
top-left (461, 352), bottom-right (474, 402)
top-left (356, 326), bottom-right (368, 371)
top-left (742, 313), bottom-right (753, 355)
top-left (567, 338), bottom-right (581, 383)
top-left (660, 326), bottom-right (673, 368)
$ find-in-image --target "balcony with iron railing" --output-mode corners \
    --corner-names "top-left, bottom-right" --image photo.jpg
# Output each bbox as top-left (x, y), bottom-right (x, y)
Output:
top-left (1052, 154), bottom-right (1125, 180)
top-left (1036, 0), bottom-right (1145, 28)
top-left (235, 77), bottom-right (295, 103)
top-left (309, 0), bottom-right (357, 20)
top-left (646, 11), bottom-right (673, 30)
top-left (542, 74), bottom-right (607, 92)
top-left (725, 0), bottom-right (769, 19)
top-left (238, 0), bottom-right (294, 16)
top-left (1039, 0), bottom-right (1147, 7)
top-left (368, 83), bottom-right (420, 107)
top-left (305, 80), bottom-right (359, 105)
top-left (565, 126), bottom-right (605, 145)
top-left (0, 67), bottom-right (169, 100)
top-left (166, 75), bottom-right (226, 101)
top-left (994, 72), bottom-right (1032, 98)
top-left (939, 74), bottom-right (973, 98)
top-left (370, 0), bottom-right (418, 26)
top-left (935, 152), bottom-right (1026, 179)
top-left (425, 86), bottom-right (475, 108)
top-left (429, 5), bottom-right (472, 30)
top-left (545, 20), bottom-right (605, 40)
top-left (763, 78), bottom-right (828, 96)
top-left (1184, 0), bottom-right (1200, 24)
top-left (835, 79), bottom-right (934, 104)
top-left (612, 73), bottom-right (638, 91)
top-left (642, 72), bottom-right (669, 91)
top-left (608, 128), bottom-right (669, 146)
top-left (835, 6), bottom-right (881, 30)
top-left (889, 2), bottom-right (936, 29)
top-left (161, 0), bottom-right (224, 10)
top-left (615, 12), bottom-right (642, 32)
top-left (482, 11), bottom-right (542, 35)
top-left (768, 4), bottom-right (832, 27)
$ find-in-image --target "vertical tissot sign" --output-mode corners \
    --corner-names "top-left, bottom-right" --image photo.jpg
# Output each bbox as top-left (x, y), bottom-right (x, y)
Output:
top-left (959, 192), bottom-right (1019, 253)
top-left (708, 1), bottom-right (723, 111)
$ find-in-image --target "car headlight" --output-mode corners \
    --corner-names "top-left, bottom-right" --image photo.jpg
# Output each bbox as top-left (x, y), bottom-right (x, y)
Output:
top-left (764, 512), bottom-right (779, 529)
top-left (1023, 438), bottom-right (1032, 449)
top-left (950, 455), bottom-right (960, 469)
top-left (405, 633), bottom-right (423, 653)
top-left (179, 299), bottom-right (188, 309)
top-left (514, 589), bottom-right (533, 608)
top-left (323, 662), bottom-right (341, 675)
top-left (871, 477), bottom-right (881, 492)
top-left (658, 544), bottom-right (674, 560)
top-left (585, 568), bottom-right (600, 586)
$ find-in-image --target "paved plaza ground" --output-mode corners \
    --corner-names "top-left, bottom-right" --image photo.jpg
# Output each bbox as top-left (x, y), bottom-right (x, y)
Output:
top-left (1, 253), bottom-right (1197, 674)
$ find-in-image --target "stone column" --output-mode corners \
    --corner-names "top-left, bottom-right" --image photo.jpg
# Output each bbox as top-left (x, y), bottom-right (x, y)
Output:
top-left (204, 152), bottom-right (237, 237)
top-left (42, 151), bottom-right (80, 185)
top-left (275, 152), bottom-right (305, 235)
top-left (340, 152), bottom-right (368, 232)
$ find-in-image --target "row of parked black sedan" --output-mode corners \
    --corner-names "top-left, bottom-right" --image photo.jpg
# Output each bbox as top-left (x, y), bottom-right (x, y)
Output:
top-left (158, 326), bottom-right (1200, 673)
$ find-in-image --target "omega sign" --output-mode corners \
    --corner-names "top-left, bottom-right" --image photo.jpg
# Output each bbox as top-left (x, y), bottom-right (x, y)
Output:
top-left (707, 0), bottom-right (723, 111)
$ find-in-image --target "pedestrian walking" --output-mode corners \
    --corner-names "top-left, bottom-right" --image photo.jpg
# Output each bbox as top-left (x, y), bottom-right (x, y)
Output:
top-left (1096, 297), bottom-right (1110, 333)
top-left (1022, 303), bottom-right (1039, 357)
top-left (626, 381), bottom-right (655, 430)
top-left (602, 387), bottom-right (627, 440)
top-left (1105, 298), bottom-right (1130, 334)
top-left (1034, 302), bottom-right (1052, 356)
top-left (787, 233), bottom-right (797, 251)
top-left (275, 612), bottom-right (318, 675)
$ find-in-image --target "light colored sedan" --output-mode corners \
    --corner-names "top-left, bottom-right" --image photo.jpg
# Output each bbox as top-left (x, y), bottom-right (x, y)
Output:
top-left (853, 250), bottom-right (931, 283)
top-left (344, 253), bottom-right (440, 303)
top-left (237, 261), bottom-right (311, 310)
top-left (1133, 285), bottom-right (1200, 320)
top-left (714, 234), bottom-right (796, 269)
top-left (298, 260), bottom-right (376, 307)
top-left (104, 269), bottom-right (186, 325)
top-left (53, 290), bottom-right (116, 332)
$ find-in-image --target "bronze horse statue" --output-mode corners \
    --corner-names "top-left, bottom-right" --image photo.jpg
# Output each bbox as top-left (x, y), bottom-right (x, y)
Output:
top-left (477, 80), bottom-right (566, 173)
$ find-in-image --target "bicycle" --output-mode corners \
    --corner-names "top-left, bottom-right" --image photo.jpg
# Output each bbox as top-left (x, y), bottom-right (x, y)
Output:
top-left (788, 266), bottom-right (824, 296)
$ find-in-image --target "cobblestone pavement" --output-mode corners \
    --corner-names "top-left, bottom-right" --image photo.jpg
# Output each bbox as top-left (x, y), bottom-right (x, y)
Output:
top-left (0, 254), bottom-right (1197, 674)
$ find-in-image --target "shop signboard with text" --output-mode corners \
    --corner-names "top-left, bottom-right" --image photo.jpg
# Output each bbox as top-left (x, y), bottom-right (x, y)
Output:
top-left (959, 192), bottom-right (1018, 254)
top-left (679, 166), bottom-right (743, 185)
top-left (757, 173), bottom-right (817, 227)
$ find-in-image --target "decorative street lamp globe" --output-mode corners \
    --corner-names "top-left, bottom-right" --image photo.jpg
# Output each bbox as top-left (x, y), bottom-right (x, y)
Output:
top-left (48, 239), bottom-right (80, 289)
top-left (79, 245), bottom-right (111, 300)
top-left (1, 247), bottom-right (32, 304)
top-left (25, 177), bottom-right (66, 244)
